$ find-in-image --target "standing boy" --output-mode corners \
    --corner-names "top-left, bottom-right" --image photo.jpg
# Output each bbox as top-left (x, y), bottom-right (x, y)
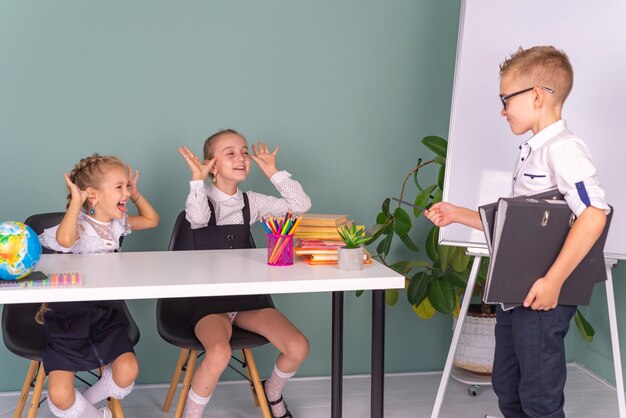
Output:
top-left (425, 46), bottom-right (609, 417)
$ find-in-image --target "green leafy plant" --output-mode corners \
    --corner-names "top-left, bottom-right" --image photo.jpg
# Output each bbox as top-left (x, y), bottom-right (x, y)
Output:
top-left (364, 135), bottom-right (594, 341)
top-left (337, 224), bottom-right (369, 249)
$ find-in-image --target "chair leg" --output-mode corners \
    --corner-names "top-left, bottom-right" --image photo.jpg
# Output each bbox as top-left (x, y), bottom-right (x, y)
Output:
top-left (14, 360), bottom-right (39, 418)
top-left (241, 350), bottom-right (261, 407)
top-left (242, 348), bottom-right (271, 418)
top-left (26, 363), bottom-right (45, 418)
top-left (163, 348), bottom-right (190, 412)
top-left (108, 398), bottom-right (125, 418)
top-left (174, 350), bottom-right (199, 418)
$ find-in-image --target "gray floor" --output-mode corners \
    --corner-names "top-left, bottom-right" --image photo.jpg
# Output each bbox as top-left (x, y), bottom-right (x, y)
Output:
top-left (0, 363), bottom-right (620, 417)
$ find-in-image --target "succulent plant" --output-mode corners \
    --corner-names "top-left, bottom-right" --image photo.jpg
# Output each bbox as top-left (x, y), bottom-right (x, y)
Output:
top-left (337, 223), bottom-right (369, 249)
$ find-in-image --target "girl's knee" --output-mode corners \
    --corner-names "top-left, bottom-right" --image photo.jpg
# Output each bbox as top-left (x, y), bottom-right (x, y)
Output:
top-left (48, 384), bottom-right (75, 410)
top-left (112, 353), bottom-right (139, 386)
top-left (286, 333), bottom-right (309, 363)
top-left (202, 342), bottom-right (232, 372)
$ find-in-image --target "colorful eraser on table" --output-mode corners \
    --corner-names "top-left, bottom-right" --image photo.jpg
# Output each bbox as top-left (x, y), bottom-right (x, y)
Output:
top-left (0, 271), bottom-right (83, 288)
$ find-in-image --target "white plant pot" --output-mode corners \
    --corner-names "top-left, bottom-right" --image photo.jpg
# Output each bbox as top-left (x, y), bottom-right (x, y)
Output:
top-left (337, 246), bottom-right (364, 271)
top-left (452, 310), bottom-right (496, 375)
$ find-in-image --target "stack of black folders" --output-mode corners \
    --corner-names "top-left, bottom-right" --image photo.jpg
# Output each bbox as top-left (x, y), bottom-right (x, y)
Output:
top-left (479, 188), bottom-right (613, 308)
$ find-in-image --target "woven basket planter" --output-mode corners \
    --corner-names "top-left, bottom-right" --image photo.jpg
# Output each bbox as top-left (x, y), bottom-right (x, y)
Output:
top-left (452, 308), bottom-right (496, 375)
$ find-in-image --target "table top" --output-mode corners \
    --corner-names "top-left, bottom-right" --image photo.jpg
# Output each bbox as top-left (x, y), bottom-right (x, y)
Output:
top-left (0, 249), bottom-right (405, 304)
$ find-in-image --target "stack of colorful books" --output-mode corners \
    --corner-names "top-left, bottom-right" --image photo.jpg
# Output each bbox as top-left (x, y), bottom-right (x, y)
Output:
top-left (294, 214), bottom-right (371, 265)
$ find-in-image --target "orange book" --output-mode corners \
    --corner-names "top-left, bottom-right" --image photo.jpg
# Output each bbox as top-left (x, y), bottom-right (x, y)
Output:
top-left (296, 221), bottom-right (352, 233)
top-left (299, 214), bottom-right (349, 227)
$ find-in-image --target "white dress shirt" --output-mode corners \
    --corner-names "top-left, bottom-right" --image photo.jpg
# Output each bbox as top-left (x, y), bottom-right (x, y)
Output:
top-left (511, 120), bottom-right (609, 216)
top-left (185, 170), bottom-right (312, 229)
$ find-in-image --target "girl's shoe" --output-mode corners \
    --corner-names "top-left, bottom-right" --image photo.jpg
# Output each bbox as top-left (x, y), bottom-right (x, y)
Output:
top-left (262, 380), bottom-right (293, 418)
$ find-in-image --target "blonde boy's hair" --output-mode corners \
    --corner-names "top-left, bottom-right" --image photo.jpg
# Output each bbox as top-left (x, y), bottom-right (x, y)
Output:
top-left (500, 46), bottom-right (574, 104)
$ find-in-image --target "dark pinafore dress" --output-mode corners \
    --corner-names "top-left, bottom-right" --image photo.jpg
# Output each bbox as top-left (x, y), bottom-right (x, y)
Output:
top-left (42, 301), bottom-right (134, 373)
top-left (187, 193), bottom-right (274, 328)
top-left (42, 231), bottom-right (134, 374)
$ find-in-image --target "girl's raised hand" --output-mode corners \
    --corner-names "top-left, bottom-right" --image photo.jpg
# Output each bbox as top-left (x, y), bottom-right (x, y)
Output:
top-left (178, 145), bottom-right (215, 181)
top-left (250, 142), bottom-right (279, 178)
top-left (127, 165), bottom-right (140, 202)
top-left (64, 173), bottom-right (88, 206)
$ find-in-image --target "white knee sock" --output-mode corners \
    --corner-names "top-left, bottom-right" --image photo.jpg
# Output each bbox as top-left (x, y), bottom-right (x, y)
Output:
top-left (184, 387), bottom-right (212, 418)
top-left (48, 389), bottom-right (102, 418)
top-left (82, 368), bottom-right (134, 404)
top-left (265, 365), bottom-right (296, 417)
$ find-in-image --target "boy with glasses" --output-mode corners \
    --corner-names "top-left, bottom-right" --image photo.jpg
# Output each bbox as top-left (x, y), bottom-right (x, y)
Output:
top-left (425, 46), bottom-right (609, 417)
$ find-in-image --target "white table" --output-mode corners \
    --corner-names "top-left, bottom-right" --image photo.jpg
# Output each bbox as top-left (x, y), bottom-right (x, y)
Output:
top-left (0, 249), bottom-right (404, 418)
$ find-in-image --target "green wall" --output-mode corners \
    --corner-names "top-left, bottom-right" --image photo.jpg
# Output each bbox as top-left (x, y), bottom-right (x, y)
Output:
top-left (1, 0), bottom-right (623, 395)
top-left (0, 1), bottom-right (462, 392)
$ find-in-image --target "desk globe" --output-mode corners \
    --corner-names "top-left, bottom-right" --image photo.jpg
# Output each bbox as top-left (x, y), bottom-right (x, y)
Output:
top-left (0, 221), bottom-right (42, 280)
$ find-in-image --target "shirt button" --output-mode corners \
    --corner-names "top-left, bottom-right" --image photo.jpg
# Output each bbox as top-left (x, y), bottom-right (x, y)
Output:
top-left (521, 157), bottom-right (525, 161)
top-left (227, 234), bottom-right (234, 241)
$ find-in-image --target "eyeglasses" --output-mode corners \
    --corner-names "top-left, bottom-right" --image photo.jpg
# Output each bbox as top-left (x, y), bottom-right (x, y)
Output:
top-left (499, 86), bottom-right (554, 110)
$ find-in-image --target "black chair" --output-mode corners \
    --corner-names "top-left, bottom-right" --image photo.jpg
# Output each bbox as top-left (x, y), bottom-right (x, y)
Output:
top-left (0, 212), bottom-right (140, 418)
top-left (157, 211), bottom-right (272, 418)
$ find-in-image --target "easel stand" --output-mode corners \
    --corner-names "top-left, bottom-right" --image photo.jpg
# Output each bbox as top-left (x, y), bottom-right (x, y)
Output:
top-left (430, 252), bottom-right (625, 418)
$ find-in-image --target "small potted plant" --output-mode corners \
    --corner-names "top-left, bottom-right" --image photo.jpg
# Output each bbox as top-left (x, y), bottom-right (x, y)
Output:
top-left (337, 223), bottom-right (369, 271)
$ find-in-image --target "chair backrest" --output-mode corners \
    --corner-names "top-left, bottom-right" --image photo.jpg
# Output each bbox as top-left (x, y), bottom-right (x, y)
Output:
top-left (167, 211), bottom-right (196, 251)
top-left (24, 212), bottom-right (66, 254)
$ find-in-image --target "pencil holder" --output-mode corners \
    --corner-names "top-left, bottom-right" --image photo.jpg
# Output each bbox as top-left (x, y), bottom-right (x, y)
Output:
top-left (267, 234), bottom-right (294, 266)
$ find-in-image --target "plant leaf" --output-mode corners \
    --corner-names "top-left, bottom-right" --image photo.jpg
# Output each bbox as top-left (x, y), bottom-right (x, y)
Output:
top-left (574, 308), bottom-right (595, 343)
top-left (414, 184), bottom-right (437, 217)
top-left (434, 156), bottom-right (446, 165)
top-left (427, 277), bottom-right (456, 313)
top-left (376, 212), bottom-right (389, 225)
top-left (432, 188), bottom-right (443, 204)
top-left (443, 269), bottom-right (468, 288)
top-left (438, 164), bottom-right (446, 190)
top-left (390, 260), bottom-right (431, 276)
top-left (407, 271), bottom-right (433, 306)
top-left (382, 198), bottom-right (390, 216)
top-left (376, 232), bottom-right (393, 257)
top-left (425, 226), bottom-right (439, 261)
top-left (413, 297), bottom-right (436, 320)
top-left (398, 233), bottom-right (419, 252)
top-left (438, 245), bottom-right (451, 272)
top-left (422, 135), bottom-right (447, 158)
top-left (385, 289), bottom-right (399, 306)
top-left (365, 223), bottom-right (387, 244)
top-left (450, 247), bottom-right (471, 272)
top-left (393, 207), bottom-right (412, 235)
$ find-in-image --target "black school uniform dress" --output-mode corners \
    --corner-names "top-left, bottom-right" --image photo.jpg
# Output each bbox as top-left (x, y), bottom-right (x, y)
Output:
top-left (187, 193), bottom-right (274, 328)
top-left (42, 301), bottom-right (134, 373)
top-left (39, 213), bottom-right (135, 374)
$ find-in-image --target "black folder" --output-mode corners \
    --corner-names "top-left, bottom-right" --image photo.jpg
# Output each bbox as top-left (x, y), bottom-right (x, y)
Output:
top-left (479, 188), bottom-right (564, 253)
top-left (480, 195), bottom-right (612, 306)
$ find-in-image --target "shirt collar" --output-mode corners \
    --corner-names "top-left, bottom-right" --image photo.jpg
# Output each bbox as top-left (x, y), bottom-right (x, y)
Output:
top-left (525, 119), bottom-right (567, 150)
top-left (207, 183), bottom-right (242, 202)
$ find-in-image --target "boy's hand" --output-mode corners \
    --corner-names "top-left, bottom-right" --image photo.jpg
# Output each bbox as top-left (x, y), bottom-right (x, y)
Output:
top-left (178, 146), bottom-right (215, 181)
top-left (250, 142), bottom-right (279, 178)
top-left (424, 202), bottom-right (456, 227)
top-left (523, 277), bottom-right (561, 310)
top-left (127, 165), bottom-right (140, 201)
top-left (64, 173), bottom-right (88, 206)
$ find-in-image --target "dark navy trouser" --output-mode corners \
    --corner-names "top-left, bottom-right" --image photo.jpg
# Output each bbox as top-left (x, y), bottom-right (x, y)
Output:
top-left (492, 305), bottom-right (576, 418)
